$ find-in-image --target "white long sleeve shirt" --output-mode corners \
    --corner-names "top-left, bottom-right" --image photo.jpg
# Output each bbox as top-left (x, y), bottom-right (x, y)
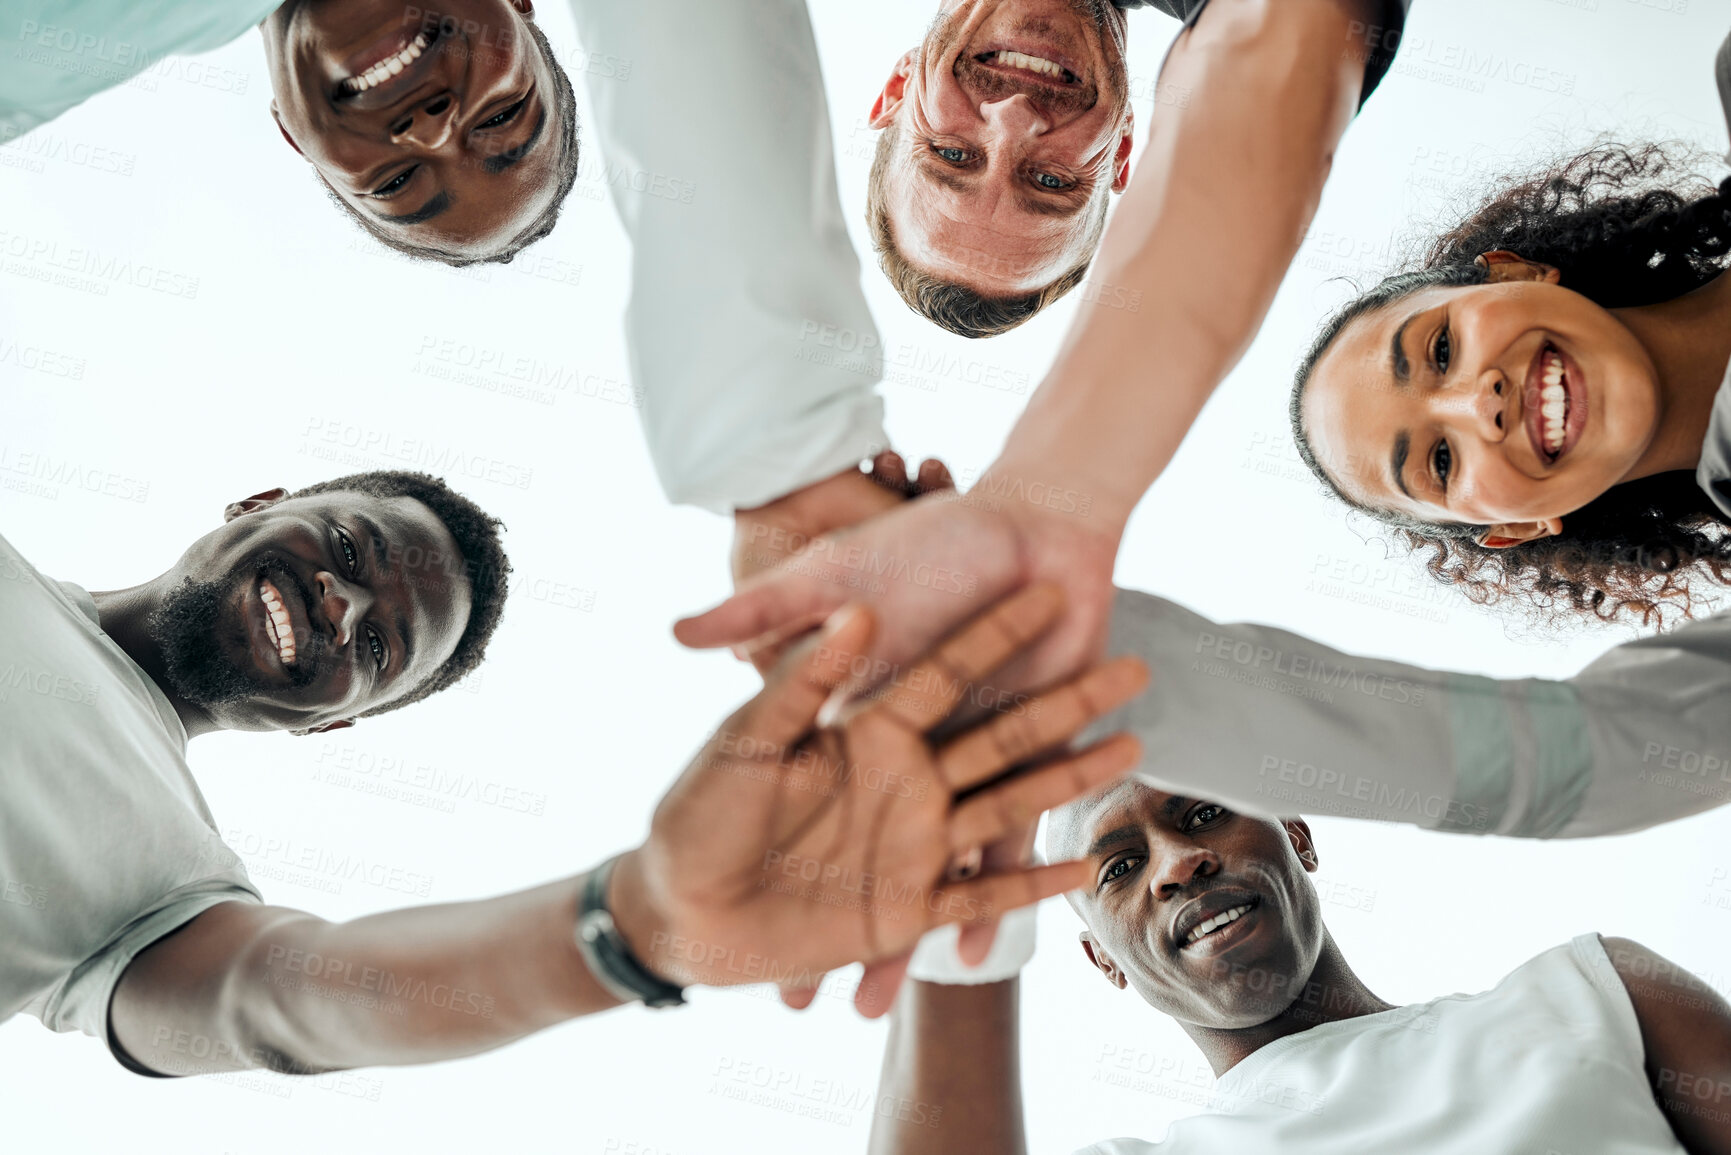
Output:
top-left (565, 0), bottom-right (889, 513)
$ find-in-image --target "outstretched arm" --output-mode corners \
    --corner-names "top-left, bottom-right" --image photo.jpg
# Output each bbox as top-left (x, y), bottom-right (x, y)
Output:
top-left (1098, 588), bottom-right (1731, 841)
top-left (113, 589), bottom-right (1148, 1074)
top-left (869, 980), bottom-right (1027, 1155)
top-left (989, 0), bottom-right (1375, 530)
top-left (111, 878), bottom-right (619, 1076)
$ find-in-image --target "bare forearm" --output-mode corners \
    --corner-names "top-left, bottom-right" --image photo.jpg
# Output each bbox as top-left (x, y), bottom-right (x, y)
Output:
top-left (114, 874), bottom-right (624, 1076)
top-left (868, 980), bottom-right (1026, 1155)
top-left (993, 0), bottom-right (1367, 532)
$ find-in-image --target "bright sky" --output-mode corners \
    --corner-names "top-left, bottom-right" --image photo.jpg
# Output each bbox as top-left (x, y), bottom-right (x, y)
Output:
top-left (2, 1), bottom-right (1728, 1152)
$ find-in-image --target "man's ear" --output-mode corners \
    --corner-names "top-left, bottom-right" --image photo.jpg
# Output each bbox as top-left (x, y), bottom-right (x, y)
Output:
top-left (869, 50), bottom-right (918, 129)
top-left (270, 105), bottom-right (305, 159)
top-left (293, 719), bottom-right (355, 737)
top-left (224, 488), bottom-right (289, 523)
top-left (1475, 518), bottom-right (1562, 549)
top-left (1475, 250), bottom-right (1560, 286)
top-left (1285, 820), bottom-right (1319, 873)
top-left (512, 0), bottom-right (534, 14)
top-left (1110, 106), bottom-right (1135, 193)
top-left (1080, 932), bottom-right (1128, 990)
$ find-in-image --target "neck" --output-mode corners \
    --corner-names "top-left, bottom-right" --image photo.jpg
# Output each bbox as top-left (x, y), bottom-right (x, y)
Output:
top-left (1180, 934), bottom-right (1393, 1076)
top-left (1613, 270), bottom-right (1731, 480)
top-left (90, 579), bottom-right (219, 739)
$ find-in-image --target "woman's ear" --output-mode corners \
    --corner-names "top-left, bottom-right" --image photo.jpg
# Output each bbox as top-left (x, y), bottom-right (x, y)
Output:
top-left (869, 50), bottom-right (918, 128)
top-left (1475, 250), bottom-right (1561, 285)
top-left (1474, 518), bottom-right (1563, 549)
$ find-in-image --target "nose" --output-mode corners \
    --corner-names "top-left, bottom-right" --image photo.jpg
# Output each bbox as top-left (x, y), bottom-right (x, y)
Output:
top-left (979, 93), bottom-right (1050, 139)
top-left (314, 572), bottom-right (370, 648)
top-left (1433, 367), bottom-right (1508, 442)
top-left (389, 92), bottom-right (457, 150)
top-left (1149, 844), bottom-right (1219, 901)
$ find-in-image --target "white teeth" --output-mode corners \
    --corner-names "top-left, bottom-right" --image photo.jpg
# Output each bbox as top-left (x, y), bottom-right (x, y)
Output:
top-left (1184, 903), bottom-right (1252, 945)
top-left (341, 31), bottom-right (430, 94)
top-left (1538, 351), bottom-right (1569, 453)
top-left (988, 50), bottom-right (1068, 80)
top-left (258, 581), bottom-right (297, 667)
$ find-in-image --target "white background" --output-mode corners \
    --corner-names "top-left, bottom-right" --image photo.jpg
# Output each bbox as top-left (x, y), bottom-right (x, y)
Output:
top-left (2, 0), bottom-right (1729, 1151)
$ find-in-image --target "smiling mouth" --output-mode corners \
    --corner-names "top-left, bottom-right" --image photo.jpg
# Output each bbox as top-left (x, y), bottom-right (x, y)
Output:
top-left (1180, 897), bottom-right (1259, 948)
top-left (258, 578), bottom-right (298, 668)
top-left (974, 49), bottom-right (1080, 84)
top-left (340, 28), bottom-right (434, 95)
top-left (1538, 346), bottom-right (1570, 458)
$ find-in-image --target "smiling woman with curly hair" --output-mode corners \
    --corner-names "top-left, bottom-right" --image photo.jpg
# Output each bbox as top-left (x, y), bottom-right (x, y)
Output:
top-left (1290, 140), bottom-right (1731, 628)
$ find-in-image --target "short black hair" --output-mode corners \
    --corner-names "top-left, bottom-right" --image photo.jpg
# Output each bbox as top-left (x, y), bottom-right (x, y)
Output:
top-left (290, 470), bottom-right (510, 716)
top-left (321, 18), bottom-right (581, 267)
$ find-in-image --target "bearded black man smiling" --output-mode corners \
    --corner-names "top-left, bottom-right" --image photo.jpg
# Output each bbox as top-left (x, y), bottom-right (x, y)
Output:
top-left (0, 469), bottom-right (508, 1057)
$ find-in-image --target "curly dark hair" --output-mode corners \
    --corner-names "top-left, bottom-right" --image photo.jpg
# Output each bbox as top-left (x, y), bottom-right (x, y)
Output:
top-left (321, 19), bottom-right (580, 268)
top-left (290, 471), bottom-right (510, 716)
top-left (1290, 143), bottom-right (1731, 628)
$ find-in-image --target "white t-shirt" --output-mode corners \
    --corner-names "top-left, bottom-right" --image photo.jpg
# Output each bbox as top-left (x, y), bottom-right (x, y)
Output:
top-left (0, 531), bottom-right (259, 1042)
top-left (1077, 935), bottom-right (1683, 1155)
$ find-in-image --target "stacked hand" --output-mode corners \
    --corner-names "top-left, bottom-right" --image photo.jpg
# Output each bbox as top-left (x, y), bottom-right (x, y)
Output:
top-left (680, 457), bottom-right (1123, 704)
top-left (611, 584), bottom-right (1148, 1016)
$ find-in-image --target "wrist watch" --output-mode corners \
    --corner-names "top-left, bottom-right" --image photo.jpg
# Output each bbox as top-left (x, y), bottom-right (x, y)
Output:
top-left (573, 855), bottom-right (686, 1009)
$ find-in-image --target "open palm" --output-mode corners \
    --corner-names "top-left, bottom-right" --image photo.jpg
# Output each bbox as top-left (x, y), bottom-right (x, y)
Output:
top-left (612, 585), bottom-right (1146, 1014)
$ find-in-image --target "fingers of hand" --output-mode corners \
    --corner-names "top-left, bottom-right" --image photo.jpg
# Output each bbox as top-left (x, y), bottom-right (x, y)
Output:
top-left (948, 733), bottom-right (1142, 854)
top-left (674, 563), bottom-right (847, 650)
top-left (956, 920), bottom-right (1000, 967)
top-left (925, 860), bottom-right (1093, 932)
top-left (869, 450), bottom-right (910, 493)
top-left (868, 583), bottom-right (1067, 731)
top-left (916, 458), bottom-right (954, 494)
top-left (743, 605), bottom-right (876, 749)
top-left (779, 979), bottom-right (824, 1011)
top-left (856, 952), bottom-right (913, 1019)
top-left (937, 655), bottom-right (1149, 791)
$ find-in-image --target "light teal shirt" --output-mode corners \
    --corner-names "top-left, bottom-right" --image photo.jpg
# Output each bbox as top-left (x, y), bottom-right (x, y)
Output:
top-left (0, 0), bottom-right (276, 139)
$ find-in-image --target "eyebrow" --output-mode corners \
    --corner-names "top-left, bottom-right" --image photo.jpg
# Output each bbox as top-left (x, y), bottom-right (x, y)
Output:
top-left (1013, 187), bottom-right (1088, 219)
top-left (373, 189), bottom-right (453, 226)
top-left (354, 512), bottom-right (413, 675)
top-left (1390, 430), bottom-right (1414, 501)
top-left (915, 154), bottom-right (975, 194)
top-left (1084, 796), bottom-right (1189, 857)
top-left (481, 105), bottom-right (547, 174)
top-left (1085, 825), bottom-right (1140, 859)
top-left (1390, 312), bottom-right (1415, 384)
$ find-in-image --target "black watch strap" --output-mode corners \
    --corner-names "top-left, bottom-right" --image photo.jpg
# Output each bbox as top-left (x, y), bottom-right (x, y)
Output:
top-left (574, 856), bottom-right (686, 1010)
